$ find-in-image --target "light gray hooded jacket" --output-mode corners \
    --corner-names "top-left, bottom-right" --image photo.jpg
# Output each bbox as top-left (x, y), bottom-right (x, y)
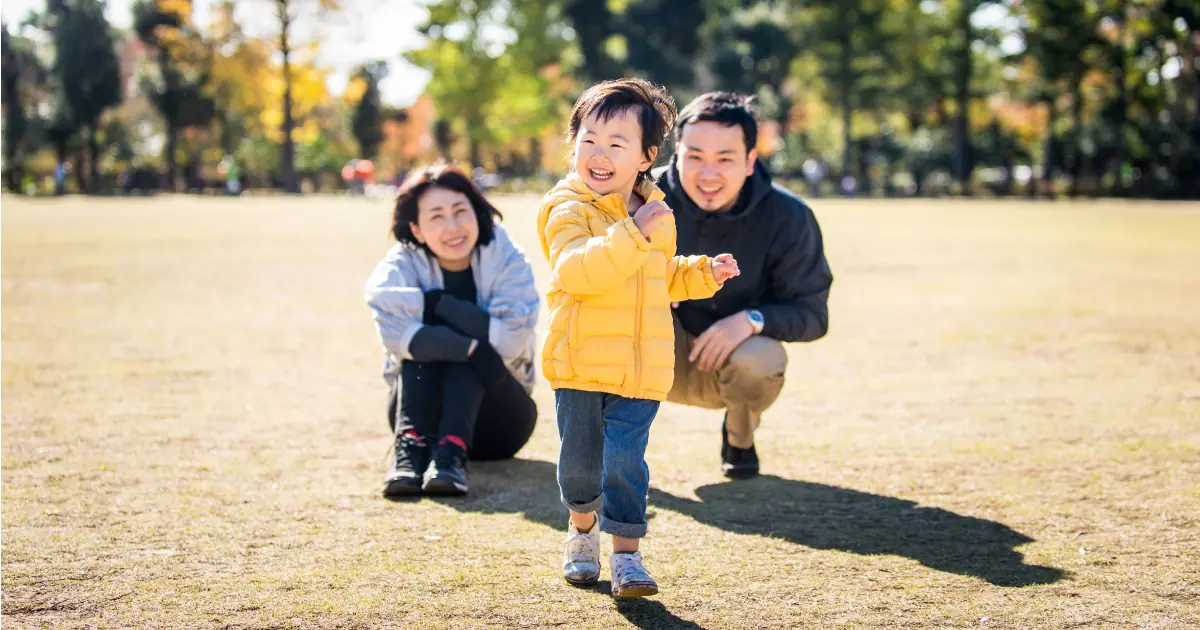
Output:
top-left (364, 223), bottom-right (540, 392)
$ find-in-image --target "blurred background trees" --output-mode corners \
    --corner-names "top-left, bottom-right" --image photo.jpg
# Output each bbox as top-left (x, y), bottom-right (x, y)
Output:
top-left (2, 0), bottom-right (1197, 198)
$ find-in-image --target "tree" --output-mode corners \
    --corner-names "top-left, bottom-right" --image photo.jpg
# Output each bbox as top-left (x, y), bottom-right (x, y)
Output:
top-left (562, 0), bottom-right (620, 81)
top-left (46, 0), bottom-right (123, 192)
top-left (406, 0), bottom-right (509, 168)
top-left (793, 0), bottom-right (898, 183)
top-left (1020, 0), bottom-right (1103, 196)
top-left (134, 0), bottom-right (215, 190)
top-left (272, 0), bottom-right (339, 193)
top-left (704, 1), bottom-right (800, 127)
top-left (2, 23), bottom-right (44, 191)
top-left (350, 61), bottom-right (387, 159)
top-left (622, 0), bottom-right (710, 89)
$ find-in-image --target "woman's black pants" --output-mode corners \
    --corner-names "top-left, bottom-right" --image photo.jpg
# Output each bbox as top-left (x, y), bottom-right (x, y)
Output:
top-left (387, 360), bottom-right (537, 461)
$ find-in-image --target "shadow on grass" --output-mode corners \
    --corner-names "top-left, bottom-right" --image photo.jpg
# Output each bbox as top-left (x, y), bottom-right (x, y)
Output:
top-left (649, 476), bottom-right (1067, 587)
top-left (566, 581), bottom-right (707, 629)
top-left (427, 458), bottom-right (567, 531)
top-left (614, 596), bottom-right (708, 629)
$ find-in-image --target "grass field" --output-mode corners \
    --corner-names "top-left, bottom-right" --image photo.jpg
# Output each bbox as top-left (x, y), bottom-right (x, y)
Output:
top-left (2, 194), bottom-right (1198, 629)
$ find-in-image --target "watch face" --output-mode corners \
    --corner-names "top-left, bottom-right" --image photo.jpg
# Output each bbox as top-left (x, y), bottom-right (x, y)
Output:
top-left (748, 310), bottom-right (764, 331)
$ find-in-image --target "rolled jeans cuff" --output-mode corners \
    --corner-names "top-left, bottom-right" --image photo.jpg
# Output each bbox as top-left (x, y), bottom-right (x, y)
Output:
top-left (561, 493), bottom-right (603, 516)
top-left (599, 515), bottom-right (647, 539)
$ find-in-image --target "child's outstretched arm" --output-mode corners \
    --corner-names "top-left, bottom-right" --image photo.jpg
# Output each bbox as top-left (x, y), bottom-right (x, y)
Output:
top-left (666, 254), bottom-right (722, 302)
top-left (545, 202), bottom-right (652, 295)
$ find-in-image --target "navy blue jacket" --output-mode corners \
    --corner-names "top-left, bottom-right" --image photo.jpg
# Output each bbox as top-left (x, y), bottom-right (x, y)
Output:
top-left (657, 157), bottom-right (832, 342)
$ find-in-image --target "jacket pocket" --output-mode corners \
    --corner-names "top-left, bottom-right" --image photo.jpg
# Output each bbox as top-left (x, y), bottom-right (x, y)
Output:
top-left (568, 300), bottom-right (582, 350)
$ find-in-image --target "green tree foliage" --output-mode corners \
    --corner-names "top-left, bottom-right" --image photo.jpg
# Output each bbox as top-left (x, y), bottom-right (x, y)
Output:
top-left (45, 0), bottom-right (123, 192)
top-left (791, 0), bottom-right (898, 181)
top-left (2, 24), bottom-right (44, 191)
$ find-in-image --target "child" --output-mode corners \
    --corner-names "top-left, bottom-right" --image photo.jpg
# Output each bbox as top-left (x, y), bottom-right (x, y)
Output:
top-left (537, 79), bottom-right (740, 597)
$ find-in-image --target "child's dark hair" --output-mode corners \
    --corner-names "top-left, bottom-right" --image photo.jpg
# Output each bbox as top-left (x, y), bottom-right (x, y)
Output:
top-left (391, 163), bottom-right (502, 249)
top-left (567, 78), bottom-right (677, 186)
top-left (674, 91), bottom-right (758, 154)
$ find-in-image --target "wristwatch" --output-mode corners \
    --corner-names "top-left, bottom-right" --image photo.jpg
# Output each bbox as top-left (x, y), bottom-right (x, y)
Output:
top-left (745, 309), bottom-right (765, 335)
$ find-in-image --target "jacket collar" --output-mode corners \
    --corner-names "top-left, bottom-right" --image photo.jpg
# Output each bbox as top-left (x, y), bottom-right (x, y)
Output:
top-left (564, 172), bottom-right (665, 218)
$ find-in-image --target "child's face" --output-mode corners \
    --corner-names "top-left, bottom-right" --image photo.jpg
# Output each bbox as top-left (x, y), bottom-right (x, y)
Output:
top-left (572, 107), bottom-right (655, 199)
top-left (410, 185), bottom-right (480, 269)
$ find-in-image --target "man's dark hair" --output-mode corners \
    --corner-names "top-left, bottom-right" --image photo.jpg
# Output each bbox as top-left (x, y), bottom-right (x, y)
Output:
top-left (674, 92), bottom-right (758, 154)
top-left (567, 78), bottom-right (677, 185)
top-left (392, 163), bottom-right (502, 249)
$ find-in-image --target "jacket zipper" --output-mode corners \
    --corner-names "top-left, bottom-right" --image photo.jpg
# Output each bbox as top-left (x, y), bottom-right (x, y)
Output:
top-left (632, 268), bottom-right (643, 397)
top-left (570, 299), bottom-right (581, 349)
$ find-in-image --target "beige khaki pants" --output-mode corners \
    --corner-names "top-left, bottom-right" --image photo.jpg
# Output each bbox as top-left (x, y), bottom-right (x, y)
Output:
top-left (667, 316), bottom-right (788, 449)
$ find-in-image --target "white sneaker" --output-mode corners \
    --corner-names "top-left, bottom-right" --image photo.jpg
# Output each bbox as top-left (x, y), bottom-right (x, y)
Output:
top-left (611, 551), bottom-right (658, 598)
top-left (562, 518), bottom-right (601, 585)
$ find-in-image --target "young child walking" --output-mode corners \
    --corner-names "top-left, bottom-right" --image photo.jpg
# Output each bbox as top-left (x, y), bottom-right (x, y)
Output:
top-left (537, 79), bottom-right (740, 597)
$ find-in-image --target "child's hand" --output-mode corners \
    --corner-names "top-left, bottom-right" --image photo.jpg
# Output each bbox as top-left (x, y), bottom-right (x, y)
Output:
top-left (632, 200), bottom-right (672, 239)
top-left (711, 253), bottom-right (740, 285)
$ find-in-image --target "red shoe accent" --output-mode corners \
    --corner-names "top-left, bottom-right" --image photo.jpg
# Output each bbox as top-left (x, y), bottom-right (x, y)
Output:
top-left (440, 435), bottom-right (468, 451)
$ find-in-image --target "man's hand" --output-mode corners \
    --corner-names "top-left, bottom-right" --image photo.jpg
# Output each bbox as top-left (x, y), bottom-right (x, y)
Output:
top-left (689, 311), bottom-right (755, 372)
top-left (632, 199), bottom-right (672, 239)
top-left (711, 253), bottom-right (740, 285)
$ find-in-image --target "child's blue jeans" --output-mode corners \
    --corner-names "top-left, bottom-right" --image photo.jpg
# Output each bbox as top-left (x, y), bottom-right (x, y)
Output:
top-left (555, 389), bottom-right (659, 539)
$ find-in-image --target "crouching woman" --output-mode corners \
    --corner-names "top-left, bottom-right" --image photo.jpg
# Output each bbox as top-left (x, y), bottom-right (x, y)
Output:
top-left (365, 164), bottom-right (539, 497)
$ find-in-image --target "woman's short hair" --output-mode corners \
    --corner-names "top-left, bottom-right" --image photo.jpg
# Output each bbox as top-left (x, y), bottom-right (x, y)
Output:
top-left (391, 163), bottom-right (503, 248)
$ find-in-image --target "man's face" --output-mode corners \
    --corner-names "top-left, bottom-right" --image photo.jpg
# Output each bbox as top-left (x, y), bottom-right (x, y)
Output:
top-left (676, 121), bottom-right (757, 212)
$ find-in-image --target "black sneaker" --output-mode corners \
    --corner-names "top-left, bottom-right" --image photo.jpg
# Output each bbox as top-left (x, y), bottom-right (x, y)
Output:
top-left (423, 442), bottom-right (469, 496)
top-left (382, 433), bottom-right (428, 498)
top-left (721, 420), bottom-right (759, 479)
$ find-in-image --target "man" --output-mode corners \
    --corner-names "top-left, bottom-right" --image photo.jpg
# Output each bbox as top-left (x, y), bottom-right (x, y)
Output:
top-left (657, 92), bottom-right (833, 479)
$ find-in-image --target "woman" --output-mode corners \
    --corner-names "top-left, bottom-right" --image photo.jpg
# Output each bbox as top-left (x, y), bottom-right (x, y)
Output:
top-left (365, 164), bottom-right (539, 498)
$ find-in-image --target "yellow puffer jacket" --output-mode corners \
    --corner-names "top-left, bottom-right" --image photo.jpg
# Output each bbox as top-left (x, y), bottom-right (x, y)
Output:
top-left (538, 175), bottom-right (721, 401)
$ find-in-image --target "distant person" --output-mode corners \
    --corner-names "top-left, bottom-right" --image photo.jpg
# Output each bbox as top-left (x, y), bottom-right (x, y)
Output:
top-left (364, 164), bottom-right (540, 498)
top-left (841, 175), bottom-right (857, 198)
top-left (54, 161), bottom-right (68, 196)
top-left (218, 155), bottom-right (241, 196)
top-left (803, 159), bottom-right (825, 198)
top-left (538, 79), bottom-right (739, 597)
top-left (656, 92), bottom-right (833, 479)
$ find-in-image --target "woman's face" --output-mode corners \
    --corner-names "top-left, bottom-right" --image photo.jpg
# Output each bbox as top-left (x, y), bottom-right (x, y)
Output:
top-left (410, 186), bottom-right (480, 270)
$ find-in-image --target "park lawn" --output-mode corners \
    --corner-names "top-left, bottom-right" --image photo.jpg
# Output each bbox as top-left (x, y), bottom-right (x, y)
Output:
top-left (2, 194), bottom-right (1198, 629)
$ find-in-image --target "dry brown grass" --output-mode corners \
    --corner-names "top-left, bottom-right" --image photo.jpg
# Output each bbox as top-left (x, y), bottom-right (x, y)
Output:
top-left (2, 194), bottom-right (1198, 629)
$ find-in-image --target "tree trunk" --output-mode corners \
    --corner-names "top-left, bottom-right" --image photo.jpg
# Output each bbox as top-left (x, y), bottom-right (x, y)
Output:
top-left (278, 1), bottom-right (298, 194)
top-left (838, 6), bottom-right (853, 184)
top-left (159, 49), bottom-right (179, 191)
top-left (5, 164), bottom-right (21, 192)
top-left (467, 109), bottom-right (483, 168)
top-left (469, 137), bottom-right (481, 171)
top-left (87, 124), bottom-right (99, 193)
top-left (73, 154), bottom-right (86, 193)
top-left (165, 125), bottom-right (179, 192)
top-left (1109, 1), bottom-right (1129, 195)
top-left (1042, 98), bottom-right (1057, 199)
top-left (953, 0), bottom-right (973, 191)
top-left (1068, 73), bottom-right (1084, 197)
top-left (529, 136), bottom-right (542, 176)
